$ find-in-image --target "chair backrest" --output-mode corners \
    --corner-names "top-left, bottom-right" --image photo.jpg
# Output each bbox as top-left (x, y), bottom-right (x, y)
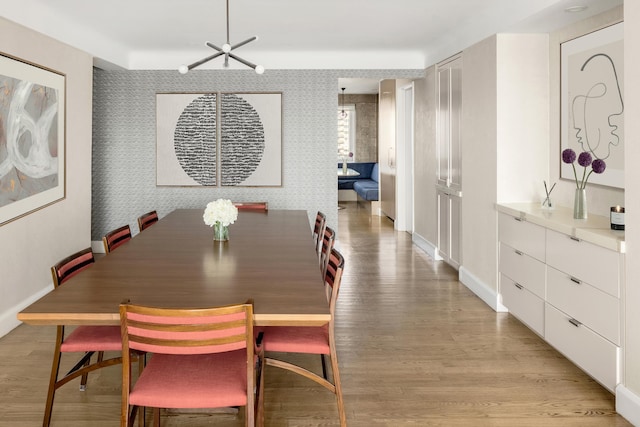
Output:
top-left (320, 226), bottom-right (336, 276)
top-left (233, 202), bottom-right (268, 211)
top-left (51, 247), bottom-right (95, 288)
top-left (137, 210), bottom-right (159, 232)
top-left (120, 302), bottom-right (254, 355)
top-left (324, 248), bottom-right (345, 316)
top-left (102, 225), bottom-right (132, 254)
top-left (313, 211), bottom-right (327, 253)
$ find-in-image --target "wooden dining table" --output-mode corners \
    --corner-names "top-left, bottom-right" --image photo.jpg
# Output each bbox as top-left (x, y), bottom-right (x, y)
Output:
top-left (17, 209), bottom-right (330, 327)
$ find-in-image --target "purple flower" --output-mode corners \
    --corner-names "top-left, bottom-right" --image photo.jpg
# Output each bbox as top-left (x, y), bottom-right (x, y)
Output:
top-left (578, 151), bottom-right (593, 167)
top-left (592, 159), bottom-right (606, 174)
top-left (562, 148), bottom-right (576, 164)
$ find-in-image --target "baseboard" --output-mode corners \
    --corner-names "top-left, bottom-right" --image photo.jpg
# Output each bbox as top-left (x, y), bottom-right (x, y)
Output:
top-left (0, 284), bottom-right (52, 338)
top-left (616, 384), bottom-right (640, 426)
top-left (459, 266), bottom-right (508, 313)
top-left (412, 233), bottom-right (442, 260)
top-left (92, 240), bottom-right (106, 254)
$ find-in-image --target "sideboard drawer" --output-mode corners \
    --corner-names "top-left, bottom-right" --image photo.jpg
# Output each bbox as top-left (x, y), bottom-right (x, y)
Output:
top-left (546, 229), bottom-right (619, 298)
top-left (501, 274), bottom-right (544, 336)
top-left (547, 266), bottom-right (619, 345)
top-left (545, 303), bottom-right (618, 392)
top-left (499, 242), bottom-right (545, 299)
top-left (498, 213), bottom-right (545, 262)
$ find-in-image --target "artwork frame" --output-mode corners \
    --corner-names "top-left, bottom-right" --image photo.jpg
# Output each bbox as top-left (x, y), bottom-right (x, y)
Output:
top-left (560, 22), bottom-right (624, 189)
top-left (0, 53), bottom-right (66, 226)
top-left (156, 92), bottom-right (282, 187)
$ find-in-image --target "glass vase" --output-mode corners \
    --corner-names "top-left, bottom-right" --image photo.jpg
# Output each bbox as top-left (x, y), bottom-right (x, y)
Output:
top-left (573, 188), bottom-right (587, 220)
top-left (213, 222), bottom-right (229, 241)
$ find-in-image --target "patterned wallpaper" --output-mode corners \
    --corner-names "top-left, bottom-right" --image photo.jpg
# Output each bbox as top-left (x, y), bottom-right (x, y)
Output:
top-left (92, 69), bottom-right (424, 241)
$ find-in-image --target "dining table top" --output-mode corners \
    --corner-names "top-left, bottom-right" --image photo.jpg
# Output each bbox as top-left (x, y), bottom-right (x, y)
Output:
top-left (17, 209), bottom-right (331, 327)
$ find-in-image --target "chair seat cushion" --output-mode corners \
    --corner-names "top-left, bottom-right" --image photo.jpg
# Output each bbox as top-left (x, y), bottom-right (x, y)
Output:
top-left (260, 324), bottom-right (330, 355)
top-left (130, 350), bottom-right (248, 409)
top-left (61, 325), bottom-right (122, 352)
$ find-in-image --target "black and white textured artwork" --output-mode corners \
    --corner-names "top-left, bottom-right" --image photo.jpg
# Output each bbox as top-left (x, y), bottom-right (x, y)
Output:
top-left (174, 93), bottom-right (217, 186)
top-left (221, 94), bottom-right (265, 186)
top-left (157, 92), bottom-right (281, 187)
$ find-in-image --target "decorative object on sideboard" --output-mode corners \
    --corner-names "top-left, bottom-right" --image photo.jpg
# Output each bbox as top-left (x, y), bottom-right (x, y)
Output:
top-left (542, 180), bottom-right (556, 209)
top-left (203, 199), bottom-right (238, 242)
top-left (610, 206), bottom-right (625, 230)
top-left (561, 148), bottom-right (606, 219)
top-left (178, 0), bottom-right (264, 74)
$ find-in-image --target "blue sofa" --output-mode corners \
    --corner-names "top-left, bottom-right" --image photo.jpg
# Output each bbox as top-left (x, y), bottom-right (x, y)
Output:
top-left (338, 162), bottom-right (379, 201)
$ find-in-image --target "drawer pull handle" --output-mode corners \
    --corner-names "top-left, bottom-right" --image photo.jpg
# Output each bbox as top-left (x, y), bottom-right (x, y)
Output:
top-left (570, 277), bottom-right (581, 285)
top-left (569, 236), bottom-right (581, 242)
top-left (514, 217), bottom-right (523, 222)
top-left (569, 318), bottom-right (582, 327)
top-left (514, 283), bottom-right (524, 290)
top-left (514, 250), bottom-right (524, 256)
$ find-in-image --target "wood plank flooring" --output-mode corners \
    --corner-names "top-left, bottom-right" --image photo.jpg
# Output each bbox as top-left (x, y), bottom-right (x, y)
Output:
top-left (0, 202), bottom-right (631, 426)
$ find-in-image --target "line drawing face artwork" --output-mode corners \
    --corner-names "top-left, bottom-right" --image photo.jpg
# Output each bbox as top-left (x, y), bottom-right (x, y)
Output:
top-left (561, 22), bottom-right (624, 189)
top-left (571, 53), bottom-right (623, 161)
top-left (0, 54), bottom-right (65, 226)
top-left (157, 92), bottom-right (281, 187)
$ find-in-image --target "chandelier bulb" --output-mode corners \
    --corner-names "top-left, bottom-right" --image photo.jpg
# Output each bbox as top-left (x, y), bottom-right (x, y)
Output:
top-left (255, 65), bottom-right (265, 75)
top-left (222, 43), bottom-right (232, 53)
top-left (178, 64), bottom-right (189, 74)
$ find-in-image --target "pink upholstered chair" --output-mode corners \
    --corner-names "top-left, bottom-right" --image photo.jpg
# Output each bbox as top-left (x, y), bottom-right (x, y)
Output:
top-left (137, 210), bottom-right (159, 232)
top-left (44, 248), bottom-right (126, 427)
top-left (319, 226), bottom-right (336, 278)
top-left (259, 248), bottom-right (346, 426)
top-left (312, 211), bottom-right (327, 256)
top-left (233, 202), bottom-right (268, 211)
top-left (119, 301), bottom-right (263, 427)
top-left (102, 224), bottom-right (132, 253)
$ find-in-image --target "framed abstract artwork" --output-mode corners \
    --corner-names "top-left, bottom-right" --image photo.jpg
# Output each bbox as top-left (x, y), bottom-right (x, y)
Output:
top-left (560, 22), bottom-right (624, 189)
top-left (156, 92), bottom-right (282, 187)
top-left (0, 54), bottom-right (66, 226)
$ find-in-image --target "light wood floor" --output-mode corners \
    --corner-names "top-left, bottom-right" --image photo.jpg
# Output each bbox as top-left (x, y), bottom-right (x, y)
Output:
top-left (0, 202), bottom-right (631, 426)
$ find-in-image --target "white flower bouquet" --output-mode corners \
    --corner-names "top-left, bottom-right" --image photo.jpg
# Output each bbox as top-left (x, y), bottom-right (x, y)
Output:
top-left (203, 199), bottom-right (238, 227)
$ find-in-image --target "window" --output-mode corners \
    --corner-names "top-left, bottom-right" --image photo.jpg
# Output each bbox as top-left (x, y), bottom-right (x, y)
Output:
top-left (337, 105), bottom-right (356, 162)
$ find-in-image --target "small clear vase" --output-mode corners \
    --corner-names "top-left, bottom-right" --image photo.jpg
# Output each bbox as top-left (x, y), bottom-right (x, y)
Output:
top-left (213, 222), bottom-right (229, 241)
top-left (573, 188), bottom-right (587, 220)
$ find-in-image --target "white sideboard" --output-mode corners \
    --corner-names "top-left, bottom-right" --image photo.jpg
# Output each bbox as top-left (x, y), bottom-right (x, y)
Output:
top-left (496, 203), bottom-right (625, 392)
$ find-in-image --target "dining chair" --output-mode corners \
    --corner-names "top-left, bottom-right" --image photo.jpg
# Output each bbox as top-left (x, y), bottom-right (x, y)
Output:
top-left (102, 224), bottom-right (132, 253)
top-left (319, 225), bottom-right (336, 278)
top-left (312, 211), bottom-right (327, 256)
top-left (259, 248), bottom-right (346, 426)
top-left (233, 202), bottom-right (268, 211)
top-left (137, 210), bottom-right (159, 232)
top-left (119, 301), bottom-right (263, 427)
top-left (44, 248), bottom-right (126, 427)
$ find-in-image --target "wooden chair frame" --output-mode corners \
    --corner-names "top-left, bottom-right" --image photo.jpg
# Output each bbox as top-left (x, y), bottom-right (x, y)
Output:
top-left (319, 226), bottom-right (336, 278)
top-left (312, 211), bottom-right (327, 256)
top-left (262, 248), bottom-right (346, 426)
top-left (120, 301), bottom-right (263, 427)
top-left (137, 210), bottom-right (159, 232)
top-left (103, 224), bottom-right (132, 253)
top-left (44, 248), bottom-right (138, 427)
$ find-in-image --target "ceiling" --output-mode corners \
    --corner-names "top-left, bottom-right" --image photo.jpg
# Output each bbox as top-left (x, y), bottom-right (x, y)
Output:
top-left (1, 0), bottom-right (622, 90)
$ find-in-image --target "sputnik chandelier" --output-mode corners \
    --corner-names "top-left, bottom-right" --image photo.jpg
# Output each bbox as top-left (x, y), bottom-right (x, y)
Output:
top-left (178, 0), bottom-right (264, 74)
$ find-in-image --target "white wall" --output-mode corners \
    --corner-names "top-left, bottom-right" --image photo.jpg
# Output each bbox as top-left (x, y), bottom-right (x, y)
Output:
top-left (0, 17), bottom-right (93, 336)
top-left (620, 2), bottom-right (640, 424)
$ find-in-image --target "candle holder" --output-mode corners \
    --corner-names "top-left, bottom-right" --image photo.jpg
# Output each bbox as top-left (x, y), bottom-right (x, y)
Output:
top-left (610, 206), bottom-right (625, 230)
